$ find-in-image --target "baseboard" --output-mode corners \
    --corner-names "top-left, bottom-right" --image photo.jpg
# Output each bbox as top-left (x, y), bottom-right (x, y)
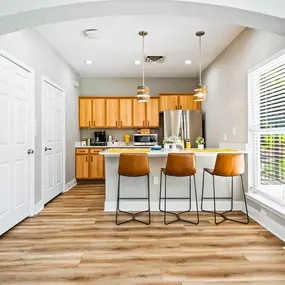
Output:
top-left (104, 200), bottom-right (244, 212)
top-left (245, 198), bottom-right (285, 242)
top-left (65, 179), bottom-right (77, 192)
top-left (31, 201), bottom-right (44, 216)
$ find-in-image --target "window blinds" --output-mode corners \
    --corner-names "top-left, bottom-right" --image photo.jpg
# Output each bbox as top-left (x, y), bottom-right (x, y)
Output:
top-left (249, 53), bottom-right (285, 196)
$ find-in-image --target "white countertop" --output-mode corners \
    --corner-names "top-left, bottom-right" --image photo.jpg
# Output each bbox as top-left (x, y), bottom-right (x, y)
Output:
top-left (100, 149), bottom-right (247, 157)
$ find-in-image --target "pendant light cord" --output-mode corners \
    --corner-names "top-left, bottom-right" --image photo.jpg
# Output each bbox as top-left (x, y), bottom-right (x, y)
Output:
top-left (199, 35), bottom-right (202, 86)
top-left (142, 34), bottom-right (145, 86)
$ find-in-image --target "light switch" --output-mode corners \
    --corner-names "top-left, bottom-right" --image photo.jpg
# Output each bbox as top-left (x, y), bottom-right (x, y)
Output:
top-left (233, 127), bottom-right (236, 136)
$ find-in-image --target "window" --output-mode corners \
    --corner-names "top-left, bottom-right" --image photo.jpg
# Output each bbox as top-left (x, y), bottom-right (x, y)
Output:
top-left (249, 51), bottom-right (285, 203)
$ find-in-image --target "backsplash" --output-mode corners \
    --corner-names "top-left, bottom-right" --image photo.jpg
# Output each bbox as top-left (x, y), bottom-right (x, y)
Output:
top-left (81, 128), bottom-right (159, 142)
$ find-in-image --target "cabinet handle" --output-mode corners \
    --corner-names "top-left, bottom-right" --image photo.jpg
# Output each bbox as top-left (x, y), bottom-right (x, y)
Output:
top-left (143, 121), bottom-right (145, 126)
top-left (86, 156), bottom-right (88, 162)
top-left (180, 105), bottom-right (182, 110)
top-left (89, 121), bottom-right (91, 127)
top-left (116, 121), bottom-right (118, 127)
top-left (148, 121), bottom-right (149, 126)
top-left (121, 121), bottom-right (123, 127)
top-left (91, 156), bottom-right (93, 162)
top-left (94, 121), bottom-right (95, 126)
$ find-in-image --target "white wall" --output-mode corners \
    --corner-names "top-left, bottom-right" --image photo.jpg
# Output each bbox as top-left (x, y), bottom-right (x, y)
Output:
top-left (202, 28), bottom-right (285, 147)
top-left (0, 29), bottom-right (80, 203)
top-left (80, 77), bottom-right (198, 96)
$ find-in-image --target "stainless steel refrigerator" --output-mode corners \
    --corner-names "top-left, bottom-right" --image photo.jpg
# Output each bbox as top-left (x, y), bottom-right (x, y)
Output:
top-left (159, 110), bottom-right (203, 148)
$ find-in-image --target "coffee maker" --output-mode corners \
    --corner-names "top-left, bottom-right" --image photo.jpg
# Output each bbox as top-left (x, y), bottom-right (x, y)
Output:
top-left (92, 130), bottom-right (107, 146)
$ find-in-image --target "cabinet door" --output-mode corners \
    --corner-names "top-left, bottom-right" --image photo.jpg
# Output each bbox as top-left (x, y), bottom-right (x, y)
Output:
top-left (146, 98), bottom-right (159, 127)
top-left (90, 154), bottom-right (104, 179)
top-left (133, 99), bottom-right (146, 127)
top-left (178, 95), bottom-right (201, 110)
top-left (159, 95), bottom-right (179, 112)
top-left (76, 155), bottom-right (89, 179)
top-left (106, 99), bottom-right (119, 127)
top-left (79, 98), bottom-right (92, 128)
top-left (92, 98), bottom-right (106, 127)
top-left (119, 99), bottom-right (133, 127)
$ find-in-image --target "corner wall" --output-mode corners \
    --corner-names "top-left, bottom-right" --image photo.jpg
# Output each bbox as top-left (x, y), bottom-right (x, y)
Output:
top-left (0, 29), bottom-right (80, 204)
top-left (202, 28), bottom-right (285, 147)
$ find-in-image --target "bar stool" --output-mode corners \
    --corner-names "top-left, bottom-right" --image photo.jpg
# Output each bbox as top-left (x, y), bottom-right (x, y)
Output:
top-left (116, 153), bottom-right (151, 225)
top-left (201, 153), bottom-right (249, 225)
top-left (159, 153), bottom-right (199, 225)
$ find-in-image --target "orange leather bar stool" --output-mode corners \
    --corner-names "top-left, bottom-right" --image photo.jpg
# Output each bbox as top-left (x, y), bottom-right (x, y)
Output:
top-left (159, 153), bottom-right (199, 225)
top-left (201, 153), bottom-right (249, 225)
top-left (116, 153), bottom-right (151, 225)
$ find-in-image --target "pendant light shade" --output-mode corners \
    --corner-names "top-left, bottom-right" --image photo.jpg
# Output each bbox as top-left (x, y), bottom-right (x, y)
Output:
top-left (137, 31), bottom-right (150, 102)
top-left (194, 31), bottom-right (207, 102)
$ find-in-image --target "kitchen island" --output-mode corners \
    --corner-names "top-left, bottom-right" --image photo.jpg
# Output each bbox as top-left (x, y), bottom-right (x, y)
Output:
top-left (100, 148), bottom-right (247, 212)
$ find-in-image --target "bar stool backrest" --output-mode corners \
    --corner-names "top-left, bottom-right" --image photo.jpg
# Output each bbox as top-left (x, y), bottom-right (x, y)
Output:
top-left (165, 153), bottom-right (196, 176)
top-left (213, 153), bottom-right (245, 176)
top-left (118, 153), bottom-right (150, 177)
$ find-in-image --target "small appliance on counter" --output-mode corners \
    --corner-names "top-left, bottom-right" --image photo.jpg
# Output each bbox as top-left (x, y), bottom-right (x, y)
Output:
top-left (133, 134), bottom-right (158, 146)
top-left (92, 130), bottom-right (107, 146)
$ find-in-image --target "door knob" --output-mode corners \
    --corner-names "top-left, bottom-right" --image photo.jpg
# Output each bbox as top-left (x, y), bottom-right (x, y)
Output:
top-left (45, 147), bottom-right (52, 151)
top-left (27, 149), bottom-right (34, 155)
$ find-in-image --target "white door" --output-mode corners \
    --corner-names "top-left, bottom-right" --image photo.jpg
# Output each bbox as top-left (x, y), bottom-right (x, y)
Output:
top-left (42, 79), bottom-right (64, 204)
top-left (0, 53), bottom-right (34, 235)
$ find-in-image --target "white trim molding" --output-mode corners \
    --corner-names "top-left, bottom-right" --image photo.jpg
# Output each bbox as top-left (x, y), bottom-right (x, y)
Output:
top-left (31, 201), bottom-right (44, 216)
top-left (105, 201), bottom-right (245, 212)
top-left (65, 179), bottom-right (77, 192)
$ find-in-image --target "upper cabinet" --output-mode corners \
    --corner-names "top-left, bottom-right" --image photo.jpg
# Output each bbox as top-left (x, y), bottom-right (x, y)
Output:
top-left (159, 95), bottom-right (179, 112)
top-left (159, 94), bottom-right (201, 112)
top-left (106, 99), bottom-right (119, 127)
top-left (79, 98), bottom-right (92, 128)
top-left (119, 99), bottom-right (133, 127)
top-left (178, 95), bottom-right (201, 110)
top-left (92, 98), bottom-right (106, 127)
top-left (146, 98), bottom-right (159, 127)
top-left (133, 99), bottom-right (146, 127)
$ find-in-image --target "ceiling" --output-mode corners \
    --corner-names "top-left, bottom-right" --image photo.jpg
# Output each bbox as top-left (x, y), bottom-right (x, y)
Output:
top-left (37, 15), bottom-right (245, 77)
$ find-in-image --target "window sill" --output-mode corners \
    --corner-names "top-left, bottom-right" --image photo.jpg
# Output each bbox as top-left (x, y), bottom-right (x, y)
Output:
top-left (246, 192), bottom-right (285, 220)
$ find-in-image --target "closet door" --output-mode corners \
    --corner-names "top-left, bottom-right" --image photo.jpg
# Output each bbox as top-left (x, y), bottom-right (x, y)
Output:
top-left (0, 54), bottom-right (34, 235)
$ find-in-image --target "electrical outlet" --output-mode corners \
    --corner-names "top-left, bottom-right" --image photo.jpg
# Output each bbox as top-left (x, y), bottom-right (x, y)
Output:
top-left (153, 177), bottom-right (159, 185)
top-left (224, 133), bottom-right (227, 141)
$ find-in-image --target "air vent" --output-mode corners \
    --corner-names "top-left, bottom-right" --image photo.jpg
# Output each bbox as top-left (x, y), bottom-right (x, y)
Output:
top-left (145, 56), bottom-right (166, 63)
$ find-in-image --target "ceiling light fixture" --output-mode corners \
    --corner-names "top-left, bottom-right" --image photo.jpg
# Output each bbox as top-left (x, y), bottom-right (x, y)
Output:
top-left (85, 60), bottom-right (92, 65)
top-left (185, 60), bottom-right (192, 65)
top-left (194, 31), bottom-right (207, 102)
top-left (137, 31), bottom-right (150, 103)
top-left (134, 60), bottom-right (141, 65)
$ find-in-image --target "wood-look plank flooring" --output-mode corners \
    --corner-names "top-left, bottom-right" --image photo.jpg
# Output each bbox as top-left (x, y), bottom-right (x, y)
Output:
top-left (1, 184), bottom-right (285, 285)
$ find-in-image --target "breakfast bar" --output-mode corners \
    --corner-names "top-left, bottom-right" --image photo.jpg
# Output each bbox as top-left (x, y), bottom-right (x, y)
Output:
top-left (100, 148), bottom-right (247, 212)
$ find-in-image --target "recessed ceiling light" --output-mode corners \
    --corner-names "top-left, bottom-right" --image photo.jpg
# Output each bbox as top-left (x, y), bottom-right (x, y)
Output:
top-left (134, 60), bottom-right (141, 65)
top-left (85, 60), bottom-right (93, 65)
top-left (185, 60), bottom-right (192, 65)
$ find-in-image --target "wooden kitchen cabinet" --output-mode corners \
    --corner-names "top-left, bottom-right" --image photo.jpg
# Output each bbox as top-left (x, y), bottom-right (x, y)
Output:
top-left (146, 97), bottom-right (159, 127)
top-left (119, 99), bottom-right (133, 127)
top-left (79, 98), bottom-right (92, 128)
top-left (76, 154), bottom-right (89, 179)
top-left (178, 95), bottom-right (201, 110)
top-left (92, 98), bottom-right (106, 127)
top-left (159, 95), bottom-right (179, 112)
top-left (133, 99), bottom-right (146, 127)
top-left (76, 149), bottom-right (105, 180)
top-left (89, 153), bottom-right (104, 179)
top-left (106, 99), bottom-right (119, 127)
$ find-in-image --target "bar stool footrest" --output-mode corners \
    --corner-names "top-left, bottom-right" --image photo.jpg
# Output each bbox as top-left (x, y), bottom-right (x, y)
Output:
top-left (163, 210), bottom-right (199, 225)
top-left (116, 209), bottom-right (150, 225)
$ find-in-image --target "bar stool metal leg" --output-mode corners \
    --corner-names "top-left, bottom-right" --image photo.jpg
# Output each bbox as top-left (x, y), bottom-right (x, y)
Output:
top-left (116, 174), bottom-right (151, 225)
top-left (161, 173), bottom-right (199, 225)
top-left (201, 171), bottom-right (249, 225)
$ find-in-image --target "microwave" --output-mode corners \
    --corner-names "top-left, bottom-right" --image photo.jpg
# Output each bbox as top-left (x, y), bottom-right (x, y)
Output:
top-left (133, 134), bottom-right (158, 146)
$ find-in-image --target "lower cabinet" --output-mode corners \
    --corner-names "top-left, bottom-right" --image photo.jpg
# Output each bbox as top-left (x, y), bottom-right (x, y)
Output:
top-left (76, 149), bottom-right (105, 179)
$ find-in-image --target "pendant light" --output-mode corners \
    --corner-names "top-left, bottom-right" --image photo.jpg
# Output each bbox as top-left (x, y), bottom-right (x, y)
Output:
top-left (194, 31), bottom-right (207, 102)
top-left (137, 31), bottom-right (150, 103)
